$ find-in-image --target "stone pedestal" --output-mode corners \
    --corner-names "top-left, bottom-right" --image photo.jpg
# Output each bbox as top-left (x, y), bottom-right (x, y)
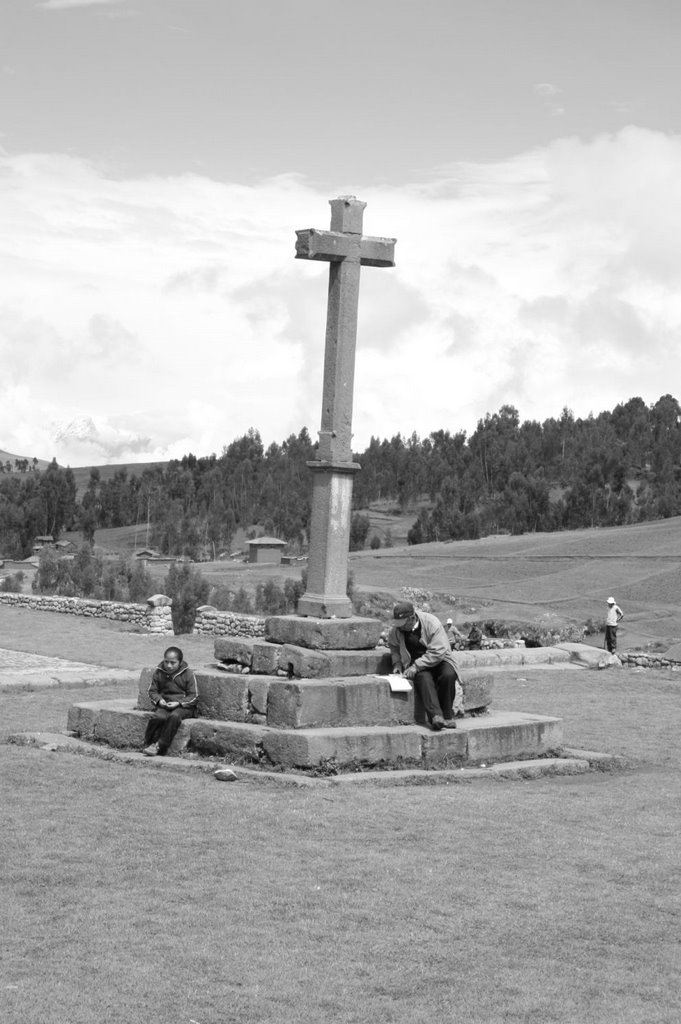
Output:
top-left (66, 613), bottom-right (564, 773)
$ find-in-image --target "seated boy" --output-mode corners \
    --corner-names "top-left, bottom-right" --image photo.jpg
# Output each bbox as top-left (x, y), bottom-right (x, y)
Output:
top-left (143, 646), bottom-right (198, 756)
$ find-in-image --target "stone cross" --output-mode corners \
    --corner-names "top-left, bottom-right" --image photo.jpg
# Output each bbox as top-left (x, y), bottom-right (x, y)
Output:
top-left (294, 196), bottom-right (396, 618)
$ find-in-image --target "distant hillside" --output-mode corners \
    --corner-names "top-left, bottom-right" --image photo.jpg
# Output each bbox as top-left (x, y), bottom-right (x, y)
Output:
top-left (0, 449), bottom-right (53, 472)
top-left (68, 461), bottom-right (168, 498)
top-left (0, 450), bottom-right (169, 497)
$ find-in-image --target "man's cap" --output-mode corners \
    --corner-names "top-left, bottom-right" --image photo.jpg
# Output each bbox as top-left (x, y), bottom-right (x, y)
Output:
top-left (607, 596), bottom-right (616, 604)
top-left (392, 600), bottom-right (415, 625)
top-left (446, 617), bottom-right (453, 624)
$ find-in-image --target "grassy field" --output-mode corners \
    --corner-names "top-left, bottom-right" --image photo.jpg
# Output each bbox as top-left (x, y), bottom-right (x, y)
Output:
top-left (57, 514), bottom-right (681, 652)
top-left (1, 608), bottom-right (681, 1023)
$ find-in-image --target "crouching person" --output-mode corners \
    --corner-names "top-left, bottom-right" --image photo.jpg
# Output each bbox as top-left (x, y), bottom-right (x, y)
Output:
top-left (388, 601), bottom-right (464, 731)
top-left (143, 646), bottom-right (198, 756)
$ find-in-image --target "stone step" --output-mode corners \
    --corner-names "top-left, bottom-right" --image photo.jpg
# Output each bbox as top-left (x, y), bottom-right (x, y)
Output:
top-left (454, 647), bottom-right (572, 669)
top-left (136, 667), bottom-right (493, 726)
top-left (264, 614), bottom-right (383, 650)
top-left (67, 699), bottom-right (562, 770)
top-left (214, 636), bottom-right (393, 678)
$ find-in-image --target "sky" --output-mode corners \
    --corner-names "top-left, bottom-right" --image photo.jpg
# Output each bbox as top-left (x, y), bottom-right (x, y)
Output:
top-left (2, 0), bottom-right (681, 467)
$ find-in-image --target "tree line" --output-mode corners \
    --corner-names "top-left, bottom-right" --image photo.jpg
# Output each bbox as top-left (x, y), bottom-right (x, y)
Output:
top-left (0, 395), bottom-right (679, 560)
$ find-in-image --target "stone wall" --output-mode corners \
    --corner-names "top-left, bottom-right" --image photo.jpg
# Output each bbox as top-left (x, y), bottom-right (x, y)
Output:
top-left (0, 592), bottom-right (174, 634)
top-left (193, 605), bottom-right (266, 638)
top-left (620, 651), bottom-right (681, 669)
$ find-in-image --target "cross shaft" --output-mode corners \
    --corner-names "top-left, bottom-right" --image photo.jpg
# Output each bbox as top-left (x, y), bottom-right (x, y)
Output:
top-left (295, 196), bottom-right (396, 618)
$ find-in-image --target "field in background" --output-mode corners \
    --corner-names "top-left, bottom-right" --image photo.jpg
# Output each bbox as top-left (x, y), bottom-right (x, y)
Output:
top-left (55, 514), bottom-right (681, 650)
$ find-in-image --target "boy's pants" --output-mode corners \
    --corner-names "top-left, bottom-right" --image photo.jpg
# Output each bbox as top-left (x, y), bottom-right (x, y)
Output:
top-left (144, 707), bottom-right (196, 754)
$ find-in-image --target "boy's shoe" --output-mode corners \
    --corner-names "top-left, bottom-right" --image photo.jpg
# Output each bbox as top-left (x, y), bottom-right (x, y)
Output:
top-left (143, 744), bottom-right (159, 757)
top-left (442, 719), bottom-right (458, 729)
top-left (430, 715), bottom-right (445, 731)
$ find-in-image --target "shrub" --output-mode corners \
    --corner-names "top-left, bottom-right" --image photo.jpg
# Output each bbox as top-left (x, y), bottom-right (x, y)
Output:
top-left (163, 563), bottom-right (210, 634)
top-left (0, 571), bottom-right (24, 593)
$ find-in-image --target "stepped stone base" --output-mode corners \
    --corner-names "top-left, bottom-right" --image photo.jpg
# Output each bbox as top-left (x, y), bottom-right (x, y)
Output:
top-left (136, 666), bottom-right (493, 726)
top-left (67, 698), bottom-right (562, 770)
top-left (64, 615), bottom-right (565, 774)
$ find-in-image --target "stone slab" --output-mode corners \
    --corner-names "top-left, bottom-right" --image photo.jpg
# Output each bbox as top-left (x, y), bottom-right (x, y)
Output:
top-left (264, 614), bottom-right (383, 651)
top-left (266, 676), bottom-right (416, 729)
top-left (261, 725), bottom-right (422, 769)
top-left (189, 720), bottom-right (269, 762)
top-left (555, 642), bottom-right (623, 670)
top-left (280, 644), bottom-right (392, 678)
top-left (15, 733), bottom-right (609, 788)
top-left (463, 712), bottom-right (563, 764)
top-left (213, 638), bottom-right (280, 674)
top-left (454, 647), bottom-right (571, 670)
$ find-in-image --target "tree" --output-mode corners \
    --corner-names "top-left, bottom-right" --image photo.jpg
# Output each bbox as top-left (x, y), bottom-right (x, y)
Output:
top-left (163, 563), bottom-right (210, 634)
top-left (349, 512), bottom-right (371, 551)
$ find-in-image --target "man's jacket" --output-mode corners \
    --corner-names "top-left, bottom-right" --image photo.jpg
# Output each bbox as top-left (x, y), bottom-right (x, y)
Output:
top-left (388, 610), bottom-right (460, 675)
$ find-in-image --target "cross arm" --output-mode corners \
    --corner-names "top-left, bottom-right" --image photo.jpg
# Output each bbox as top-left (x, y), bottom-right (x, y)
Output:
top-left (295, 229), bottom-right (396, 267)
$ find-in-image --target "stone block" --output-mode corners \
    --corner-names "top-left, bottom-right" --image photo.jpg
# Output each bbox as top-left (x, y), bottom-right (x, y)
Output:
top-left (194, 671), bottom-right (249, 721)
top-left (67, 701), bottom-right (101, 739)
top-left (461, 671), bottom-right (494, 712)
top-left (188, 720), bottom-right (269, 762)
top-left (214, 637), bottom-right (256, 665)
top-left (248, 677), bottom-right (270, 716)
top-left (463, 712), bottom-right (563, 765)
top-left (96, 704), bottom-right (150, 749)
top-left (261, 725), bottom-right (422, 769)
top-left (279, 644), bottom-right (392, 678)
top-left (420, 728), bottom-right (469, 768)
top-left (137, 667), bottom-right (155, 710)
top-left (213, 637), bottom-right (280, 673)
top-left (264, 614), bottom-right (383, 651)
top-left (266, 676), bottom-right (415, 729)
top-left (251, 642), bottom-right (281, 674)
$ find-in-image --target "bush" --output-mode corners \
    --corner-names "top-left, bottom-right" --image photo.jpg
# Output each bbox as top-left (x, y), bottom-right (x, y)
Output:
top-left (0, 571), bottom-right (24, 593)
top-left (163, 563), bottom-right (210, 634)
top-left (255, 580), bottom-right (287, 615)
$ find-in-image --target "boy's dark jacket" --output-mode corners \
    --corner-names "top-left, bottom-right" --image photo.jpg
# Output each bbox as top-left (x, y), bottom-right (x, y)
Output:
top-left (147, 660), bottom-right (198, 709)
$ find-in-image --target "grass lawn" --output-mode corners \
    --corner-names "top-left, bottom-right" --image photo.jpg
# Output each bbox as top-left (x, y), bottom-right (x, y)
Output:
top-left (2, 607), bottom-right (681, 1023)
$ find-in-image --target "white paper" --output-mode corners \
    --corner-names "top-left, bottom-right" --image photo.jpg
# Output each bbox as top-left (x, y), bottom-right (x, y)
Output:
top-left (382, 673), bottom-right (412, 693)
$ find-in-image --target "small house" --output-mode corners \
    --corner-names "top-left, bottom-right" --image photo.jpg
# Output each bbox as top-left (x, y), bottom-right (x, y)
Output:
top-left (247, 536), bottom-right (287, 565)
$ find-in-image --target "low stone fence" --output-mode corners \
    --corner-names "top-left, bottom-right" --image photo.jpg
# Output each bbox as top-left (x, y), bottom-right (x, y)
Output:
top-left (0, 592), bottom-right (173, 634)
top-left (193, 606), bottom-right (266, 638)
top-left (620, 651), bottom-right (681, 669)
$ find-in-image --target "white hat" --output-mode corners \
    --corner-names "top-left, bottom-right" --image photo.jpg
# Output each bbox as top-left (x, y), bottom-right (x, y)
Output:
top-left (607, 596), bottom-right (616, 604)
top-left (446, 617), bottom-right (452, 624)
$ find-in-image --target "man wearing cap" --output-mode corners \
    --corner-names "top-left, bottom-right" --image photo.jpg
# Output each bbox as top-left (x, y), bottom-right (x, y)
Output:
top-left (605, 597), bottom-right (624, 653)
top-left (388, 601), bottom-right (464, 731)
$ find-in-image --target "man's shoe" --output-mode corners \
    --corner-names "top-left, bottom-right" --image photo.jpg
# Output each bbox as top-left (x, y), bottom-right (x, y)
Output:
top-left (143, 744), bottom-right (158, 757)
top-left (443, 719), bottom-right (458, 729)
top-left (431, 715), bottom-right (445, 731)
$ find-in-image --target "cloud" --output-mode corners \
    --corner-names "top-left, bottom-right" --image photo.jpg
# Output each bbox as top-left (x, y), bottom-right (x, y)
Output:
top-left (1, 128), bottom-right (681, 465)
top-left (533, 82), bottom-right (565, 117)
top-left (38, 0), bottom-right (126, 9)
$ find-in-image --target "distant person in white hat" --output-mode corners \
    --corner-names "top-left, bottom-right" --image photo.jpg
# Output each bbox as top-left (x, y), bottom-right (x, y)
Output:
top-left (605, 597), bottom-right (624, 653)
top-left (445, 616), bottom-right (466, 648)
